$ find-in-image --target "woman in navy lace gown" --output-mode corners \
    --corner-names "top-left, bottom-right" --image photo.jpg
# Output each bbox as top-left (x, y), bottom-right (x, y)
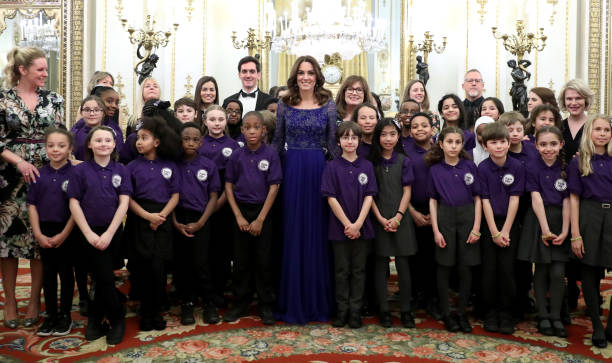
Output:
top-left (273, 56), bottom-right (338, 324)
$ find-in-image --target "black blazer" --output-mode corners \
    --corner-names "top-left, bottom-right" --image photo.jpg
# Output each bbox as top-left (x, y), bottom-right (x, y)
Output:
top-left (223, 90), bottom-right (274, 112)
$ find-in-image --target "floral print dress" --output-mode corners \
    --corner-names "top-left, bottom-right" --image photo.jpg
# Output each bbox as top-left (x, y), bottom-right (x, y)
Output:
top-left (0, 87), bottom-right (64, 259)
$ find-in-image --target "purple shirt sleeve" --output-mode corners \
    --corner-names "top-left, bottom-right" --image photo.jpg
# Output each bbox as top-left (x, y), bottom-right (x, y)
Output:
top-left (67, 165), bottom-right (84, 200)
top-left (467, 161), bottom-right (481, 196)
top-left (117, 164), bottom-right (133, 196)
top-left (321, 162), bottom-right (337, 198)
top-left (426, 167), bottom-right (439, 200)
top-left (402, 156), bottom-right (415, 186)
top-left (478, 164), bottom-right (490, 199)
top-left (266, 151), bottom-right (282, 185)
top-left (168, 163), bottom-right (181, 194)
top-left (364, 162), bottom-right (378, 196)
top-left (525, 164), bottom-right (539, 193)
top-left (208, 164), bottom-right (221, 193)
top-left (567, 157), bottom-right (582, 196)
top-left (224, 152), bottom-right (238, 185)
top-left (26, 171), bottom-right (41, 205)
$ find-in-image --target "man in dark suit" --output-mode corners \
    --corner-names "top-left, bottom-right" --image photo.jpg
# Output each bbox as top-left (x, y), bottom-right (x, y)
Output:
top-left (223, 56), bottom-right (274, 116)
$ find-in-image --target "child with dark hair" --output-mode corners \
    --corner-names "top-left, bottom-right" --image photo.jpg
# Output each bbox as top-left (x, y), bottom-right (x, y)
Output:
top-left (174, 97), bottom-right (197, 124)
top-left (29, 128), bottom-right (76, 336)
top-left (426, 127), bottom-right (482, 333)
top-left (438, 94), bottom-right (476, 152)
top-left (369, 119), bottom-right (417, 328)
top-left (479, 97), bottom-right (505, 121)
top-left (478, 122), bottom-right (525, 334)
top-left (322, 121), bottom-right (377, 329)
top-left (173, 122), bottom-right (221, 325)
top-left (224, 111), bottom-right (282, 324)
top-left (222, 98), bottom-right (244, 141)
top-left (263, 97), bottom-right (279, 116)
top-left (397, 100), bottom-right (421, 152)
top-left (125, 116), bottom-right (181, 331)
top-left (351, 104), bottom-right (380, 162)
top-left (517, 126), bottom-right (569, 338)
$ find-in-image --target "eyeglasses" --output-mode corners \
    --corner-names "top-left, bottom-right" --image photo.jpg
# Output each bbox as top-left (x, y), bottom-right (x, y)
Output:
top-left (464, 79), bottom-right (483, 84)
top-left (226, 108), bottom-right (241, 114)
top-left (82, 108), bottom-right (103, 114)
top-left (346, 87), bottom-right (364, 94)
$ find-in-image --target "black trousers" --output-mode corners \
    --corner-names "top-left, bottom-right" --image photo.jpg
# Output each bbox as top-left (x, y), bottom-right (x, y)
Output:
top-left (332, 239), bottom-right (369, 314)
top-left (231, 202), bottom-right (275, 307)
top-left (40, 222), bottom-right (75, 317)
top-left (78, 225), bottom-right (124, 321)
top-left (210, 203), bottom-right (233, 302)
top-left (173, 207), bottom-right (213, 304)
top-left (375, 255), bottom-right (411, 312)
top-left (481, 216), bottom-right (519, 315)
top-left (409, 203), bottom-right (437, 303)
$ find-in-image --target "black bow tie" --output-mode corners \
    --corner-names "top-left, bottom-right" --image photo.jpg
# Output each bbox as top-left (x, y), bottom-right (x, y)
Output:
top-left (240, 90), bottom-right (257, 98)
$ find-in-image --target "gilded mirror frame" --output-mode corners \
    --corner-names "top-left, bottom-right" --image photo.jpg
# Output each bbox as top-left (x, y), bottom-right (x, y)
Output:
top-left (0, 0), bottom-right (83, 125)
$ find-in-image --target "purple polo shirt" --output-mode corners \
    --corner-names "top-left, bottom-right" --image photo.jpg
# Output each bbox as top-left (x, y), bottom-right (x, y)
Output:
top-left (178, 153), bottom-right (221, 212)
top-left (567, 153), bottom-right (612, 203)
top-left (321, 156), bottom-right (378, 240)
top-left (464, 130), bottom-right (476, 152)
top-left (526, 157), bottom-right (568, 206)
top-left (27, 163), bottom-right (73, 223)
top-left (380, 152), bottom-right (415, 186)
top-left (120, 133), bottom-right (138, 164)
top-left (127, 156), bottom-right (180, 204)
top-left (235, 133), bottom-right (246, 148)
top-left (357, 142), bottom-right (372, 159)
top-left (225, 143), bottom-right (282, 204)
top-left (71, 119), bottom-right (124, 161)
top-left (508, 140), bottom-right (539, 168)
top-left (198, 135), bottom-right (240, 171)
top-left (404, 142), bottom-right (430, 206)
top-left (401, 136), bottom-right (414, 154)
top-left (478, 156), bottom-right (525, 216)
top-left (426, 158), bottom-right (480, 206)
top-left (67, 160), bottom-right (132, 227)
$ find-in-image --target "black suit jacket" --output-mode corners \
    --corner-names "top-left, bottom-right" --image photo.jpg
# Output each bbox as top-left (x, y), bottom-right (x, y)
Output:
top-left (223, 90), bottom-right (274, 112)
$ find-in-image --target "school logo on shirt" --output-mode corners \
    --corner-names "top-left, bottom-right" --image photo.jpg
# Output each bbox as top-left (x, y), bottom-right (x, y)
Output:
top-left (238, 141), bottom-right (245, 148)
top-left (554, 178), bottom-right (567, 192)
top-left (258, 159), bottom-right (270, 171)
top-left (112, 174), bottom-right (122, 188)
top-left (197, 169), bottom-right (208, 182)
top-left (464, 172), bottom-right (474, 186)
top-left (161, 167), bottom-right (172, 180)
top-left (502, 173), bottom-right (515, 186)
top-left (61, 180), bottom-right (69, 192)
top-left (358, 173), bottom-right (368, 185)
top-left (222, 147), bottom-right (233, 157)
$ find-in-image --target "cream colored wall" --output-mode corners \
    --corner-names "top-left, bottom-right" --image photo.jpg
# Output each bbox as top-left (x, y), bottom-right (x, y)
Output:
top-left (83, 0), bottom-right (590, 116)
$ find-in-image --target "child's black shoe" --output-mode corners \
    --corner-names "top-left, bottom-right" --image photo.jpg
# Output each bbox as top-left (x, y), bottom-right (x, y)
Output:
top-left (180, 302), bottom-right (195, 325)
top-left (52, 314), bottom-right (72, 336)
top-left (37, 316), bottom-right (56, 336)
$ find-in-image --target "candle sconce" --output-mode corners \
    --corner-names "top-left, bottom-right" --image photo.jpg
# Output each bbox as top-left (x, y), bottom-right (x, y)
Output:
top-left (408, 32), bottom-right (447, 86)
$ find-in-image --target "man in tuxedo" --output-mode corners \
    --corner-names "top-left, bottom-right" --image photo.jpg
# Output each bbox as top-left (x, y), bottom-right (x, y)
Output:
top-left (462, 68), bottom-right (485, 130)
top-left (224, 56), bottom-right (274, 116)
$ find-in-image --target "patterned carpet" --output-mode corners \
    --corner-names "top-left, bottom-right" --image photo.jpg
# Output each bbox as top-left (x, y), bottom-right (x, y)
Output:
top-left (0, 261), bottom-right (611, 362)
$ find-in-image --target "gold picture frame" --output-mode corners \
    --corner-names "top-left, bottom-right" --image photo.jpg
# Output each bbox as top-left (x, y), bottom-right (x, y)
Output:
top-left (0, 0), bottom-right (83, 125)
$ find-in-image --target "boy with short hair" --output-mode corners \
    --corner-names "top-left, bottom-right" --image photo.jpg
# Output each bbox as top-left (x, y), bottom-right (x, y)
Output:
top-left (174, 97), bottom-right (197, 124)
top-left (478, 122), bottom-right (525, 334)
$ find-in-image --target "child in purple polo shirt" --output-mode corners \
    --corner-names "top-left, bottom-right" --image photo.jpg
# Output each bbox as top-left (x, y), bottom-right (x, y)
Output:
top-left (321, 121), bottom-right (378, 329)
top-left (500, 111), bottom-right (540, 319)
top-left (352, 103), bottom-right (379, 158)
top-left (125, 116), bottom-right (181, 331)
top-left (398, 99), bottom-right (420, 153)
top-left (567, 115), bottom-right (612, 348)
top-left (517, 126), bottom-right (569, 338)
top-left (173, 122), bottom-right (221, 325)
top-left (478, 122), bottom-right (525, 334)
top-left (225, 111), bottom-right (281, 325)
top-left (67, 125), bottom-right (131, 345)
top-left (199, 105), bottom-right (240, 307)
top-left (405, 112), bottom-right (442, 320)
top-left (526, 104), bottom-right (563, 143)
top-left (426, 126), bottom-right (482, 333)
top-left (369, 118), bottom-right (416, 329)
top-left (71, 96), bottom-right (117, 161)
top-left (28, 128), bottom-right (76, 337)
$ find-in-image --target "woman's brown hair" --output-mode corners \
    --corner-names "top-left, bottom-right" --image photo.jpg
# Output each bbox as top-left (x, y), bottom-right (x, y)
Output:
top-left (335, 75), bottom-right (372, 120)
top-left (402, 79), bottom-right (431, 112)
top-left (281, 56), bottom-right (332, 106)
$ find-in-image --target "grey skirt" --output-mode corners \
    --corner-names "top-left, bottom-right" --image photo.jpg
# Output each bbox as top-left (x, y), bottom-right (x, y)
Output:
top-left (517, 206), bottom-right (569, 263)
top-left (435, 203), bottom-right (480, 267)
top-left (578, 199), bottom-right (612, 267)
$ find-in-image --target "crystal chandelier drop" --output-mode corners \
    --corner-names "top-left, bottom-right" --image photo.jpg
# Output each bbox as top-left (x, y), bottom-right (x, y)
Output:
top-left (19, 13), bottom-right (59, 54)
top-left (268, 0), bottom-right (387, 62)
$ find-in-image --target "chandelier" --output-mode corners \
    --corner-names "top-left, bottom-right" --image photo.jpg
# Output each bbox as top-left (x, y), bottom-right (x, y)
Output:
top-left (19, 13), bottom-right (59, 54)
top-left (268, 0), bottom-right (387, 61)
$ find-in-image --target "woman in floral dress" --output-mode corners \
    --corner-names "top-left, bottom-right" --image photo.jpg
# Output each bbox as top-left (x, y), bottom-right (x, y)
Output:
top-left (0, 47), bottom-right (64, 328)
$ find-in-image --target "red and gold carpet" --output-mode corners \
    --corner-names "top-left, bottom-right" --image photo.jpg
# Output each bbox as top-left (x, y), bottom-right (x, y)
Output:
top-left (0, 261), bottom-right (611, 362)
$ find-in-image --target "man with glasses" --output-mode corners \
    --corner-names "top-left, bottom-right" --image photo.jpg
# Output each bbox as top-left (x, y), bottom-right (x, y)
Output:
top-left (462, 69), bottom-right (485, 129)
top-left (223, 56), bottom-right (274, 116)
